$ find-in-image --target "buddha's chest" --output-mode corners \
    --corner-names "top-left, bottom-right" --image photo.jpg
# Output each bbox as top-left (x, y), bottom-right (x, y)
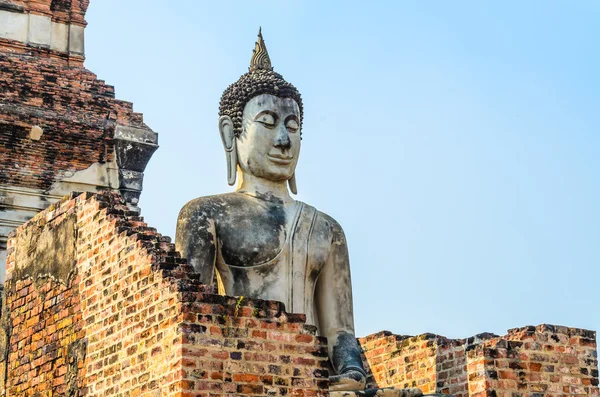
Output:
top-left (214, 205), bottom-right (292, 268)
top-left (213, 201), bottom-right (330, 283)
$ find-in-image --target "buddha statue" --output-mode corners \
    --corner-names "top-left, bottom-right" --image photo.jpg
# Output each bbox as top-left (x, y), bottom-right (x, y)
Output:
top-left (176, 30), bottom-right (423, 396)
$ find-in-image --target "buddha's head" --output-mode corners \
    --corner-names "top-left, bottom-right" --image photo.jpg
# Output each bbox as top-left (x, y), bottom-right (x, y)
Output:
top-left (219, 29), bottom-right (303, 194)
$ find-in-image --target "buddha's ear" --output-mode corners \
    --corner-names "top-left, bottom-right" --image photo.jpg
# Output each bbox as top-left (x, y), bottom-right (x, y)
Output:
top-left (219, 115), bottom-right (237, 186)
top-left (288, 173), bottom-right (298, 195)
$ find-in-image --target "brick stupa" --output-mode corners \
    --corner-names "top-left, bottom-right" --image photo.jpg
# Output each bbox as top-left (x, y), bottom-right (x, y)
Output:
top-left (0, 0), bottom-right (158, 281)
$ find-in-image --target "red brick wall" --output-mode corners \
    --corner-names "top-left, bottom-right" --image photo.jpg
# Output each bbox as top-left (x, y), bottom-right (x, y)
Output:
top-left (1, 193), bottom-right (598, 397)
top-left (359, 332), bottom-right (437, 393)
top-left (1, 192), bottom-right (598, 397)
top-left (360, 327), bottom-right (598, 397)
top-left (1, 196), bottom-right (85, 395)
top-left (0, 50), bottom-right (150, 191)
top-left (1, 192), bottom-right (328, 396)
top-left (436, 338), bottom-right (469, 397)
top-left (467, 325), bottom-right (599, 397)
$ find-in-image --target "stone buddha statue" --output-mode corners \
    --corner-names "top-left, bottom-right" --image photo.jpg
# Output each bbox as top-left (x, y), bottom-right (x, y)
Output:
top-left (176, 30), bottom-right (423, 396)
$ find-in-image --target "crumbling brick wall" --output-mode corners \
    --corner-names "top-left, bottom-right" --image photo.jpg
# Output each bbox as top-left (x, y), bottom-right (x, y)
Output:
top-left (359, 332), bottom-right (438, 393)
top-left (467, 325), bottom-right (599, 397)
top-left (359, 332), bottom-right (492, 395)
top-left (360, 326), bottom-right (599, 397)
top-left (1, 190), bottom-right (597, 397)
top-left (1, 192), bottom-right (328, 396)
top-left (0, 50), bottom-right (150, 192)
top-left (0, 196), bottom-right (85, 395)
top-left (0, 0), bottom-right (150, 193)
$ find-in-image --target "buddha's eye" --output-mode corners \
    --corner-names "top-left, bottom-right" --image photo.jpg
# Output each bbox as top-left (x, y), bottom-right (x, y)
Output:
top-left (286, 119), bottom-right (299, 133)
top-left (255, 113), bottom-right (276, 128)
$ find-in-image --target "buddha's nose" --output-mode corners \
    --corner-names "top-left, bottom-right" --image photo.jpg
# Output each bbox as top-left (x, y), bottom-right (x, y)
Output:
top-left (274, 126), bottom-right (291, 150)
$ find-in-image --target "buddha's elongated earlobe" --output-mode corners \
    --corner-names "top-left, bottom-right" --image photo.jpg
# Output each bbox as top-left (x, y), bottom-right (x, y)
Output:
top-left (219, 116), bottom-right (237, 186)
top-left (288, 173), bottom-right (297, 195)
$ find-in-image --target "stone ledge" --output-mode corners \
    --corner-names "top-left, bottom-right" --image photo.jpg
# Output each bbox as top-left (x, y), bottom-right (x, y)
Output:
top-left (0, 9), bottom-right (84, 54)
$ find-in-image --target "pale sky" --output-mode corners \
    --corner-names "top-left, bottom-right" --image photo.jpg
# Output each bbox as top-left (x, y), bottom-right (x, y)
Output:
top-left (85, 1), bottom-right (599, 339)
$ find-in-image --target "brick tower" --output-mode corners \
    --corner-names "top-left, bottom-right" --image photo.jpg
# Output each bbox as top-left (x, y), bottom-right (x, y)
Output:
top-left (0, 0), bottom-right (158, 280)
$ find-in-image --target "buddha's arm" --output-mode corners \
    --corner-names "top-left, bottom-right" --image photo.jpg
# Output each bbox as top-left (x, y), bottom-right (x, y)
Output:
top-left (175, 201), bottom-right (217, 285)
top-left (315, 215), bottom-right (366, 390)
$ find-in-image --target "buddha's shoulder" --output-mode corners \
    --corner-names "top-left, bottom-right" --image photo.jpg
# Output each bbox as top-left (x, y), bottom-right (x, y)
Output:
top-left (303, 203), bottom-right (346, 237)
top-left (178, 192), bottom-right (248, 218)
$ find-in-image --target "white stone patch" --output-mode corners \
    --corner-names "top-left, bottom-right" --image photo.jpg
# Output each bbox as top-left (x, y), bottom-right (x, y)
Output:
top-left (0, 247), bottom-right (6, 283)
top-left (50, 21), bottom-right (68, 52)
top-left (29, 125), bottom-right (43, 140)
top-left (28, 14), bottom-right (52, 47)
top-left (0, 11), bottom-right (28, 42)
top-left (51, 158), bottom-right (119, 193)
top-left (69, 24), bottom-right (85, 54)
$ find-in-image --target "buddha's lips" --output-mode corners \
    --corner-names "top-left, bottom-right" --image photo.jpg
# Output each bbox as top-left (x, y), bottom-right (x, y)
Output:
top-left (268, 154), bottom-right (294, 164)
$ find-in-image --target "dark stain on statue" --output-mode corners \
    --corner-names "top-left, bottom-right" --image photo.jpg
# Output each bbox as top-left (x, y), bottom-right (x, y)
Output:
top-left (309, 268), bottom-right (321, 284)
top-left (253, 261), bottom-right (278, 278)
top-left (230, 266), bottom-right (251, 292)
top-left (254, 190), bottom-right (284, 205)
top-left (216, 193), bottom-right (287, 267)
top-left (252, 271), bottom-right (279, 297)
top-left (175, 201), bottom-right (216, 279)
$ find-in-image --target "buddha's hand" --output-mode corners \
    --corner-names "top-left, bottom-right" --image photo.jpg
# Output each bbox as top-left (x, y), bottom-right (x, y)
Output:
top-left (329, 369), bottom-right (366, 391)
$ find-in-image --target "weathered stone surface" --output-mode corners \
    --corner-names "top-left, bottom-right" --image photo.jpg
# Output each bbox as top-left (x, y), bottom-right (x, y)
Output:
top-left (13, 211), bottom-right (76, 286)
top-left (68, 23), bottom-right (84, 54)
top-left (49, 20), bottom-right (68, 51)
top-left (0, 10), bottom-right (28, 42)
top-left (27, 13), bottom-right (51, 47)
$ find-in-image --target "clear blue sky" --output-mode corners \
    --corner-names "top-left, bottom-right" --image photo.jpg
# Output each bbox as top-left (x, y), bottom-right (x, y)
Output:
top-left (85, 1), bottom-right (599, 339)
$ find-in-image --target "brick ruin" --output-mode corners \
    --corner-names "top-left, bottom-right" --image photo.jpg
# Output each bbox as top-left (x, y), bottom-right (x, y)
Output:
top-left (0, 0), bottom-right (158, 280)
top-left (1, 192), bottom-right (598, 397)
top-left (360, 327), bottom-right (599, 397)
top-left (0, 1), bottom-right (598, 397)
top-left (1, 192), bottom-right (329, 396)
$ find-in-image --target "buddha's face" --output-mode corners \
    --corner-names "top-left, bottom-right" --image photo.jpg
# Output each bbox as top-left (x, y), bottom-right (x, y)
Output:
top-left (237, 94), bottom-right (301, 182)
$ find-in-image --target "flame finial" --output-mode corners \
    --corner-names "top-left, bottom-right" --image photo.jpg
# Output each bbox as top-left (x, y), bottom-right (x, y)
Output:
top-left (249, 27), bottom-right (273, 72)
